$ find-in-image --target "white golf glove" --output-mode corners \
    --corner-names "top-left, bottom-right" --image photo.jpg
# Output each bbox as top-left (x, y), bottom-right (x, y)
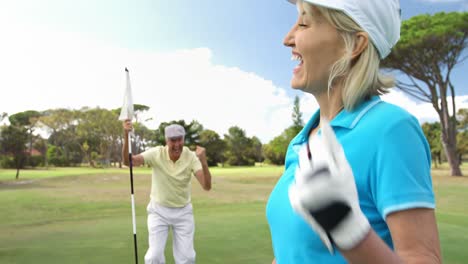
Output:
top-left (288, 119), bottom-right (370, 253)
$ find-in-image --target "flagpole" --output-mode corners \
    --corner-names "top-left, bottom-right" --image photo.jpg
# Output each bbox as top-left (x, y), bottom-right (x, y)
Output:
top-left (120, 67), bottom-right (138, 264)
top-left (128, 130), bottom-right (139, 264)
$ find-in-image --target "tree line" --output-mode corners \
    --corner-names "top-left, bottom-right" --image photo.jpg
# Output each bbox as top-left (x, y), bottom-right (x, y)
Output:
top-left (0, 97), bottom-right (305, 179)
top-left (1, 98), bottom-right (466, 180)
top-left (423, 108), bottom-right (468, 168)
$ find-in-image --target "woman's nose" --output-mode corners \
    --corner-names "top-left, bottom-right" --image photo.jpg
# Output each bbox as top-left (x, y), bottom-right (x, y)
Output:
top-left (283, 25), bottom-right (296, 47)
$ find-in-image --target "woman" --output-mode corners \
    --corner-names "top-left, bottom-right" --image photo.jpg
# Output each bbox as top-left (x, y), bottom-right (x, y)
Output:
top-left (265, 0), bottom-right (442, 263)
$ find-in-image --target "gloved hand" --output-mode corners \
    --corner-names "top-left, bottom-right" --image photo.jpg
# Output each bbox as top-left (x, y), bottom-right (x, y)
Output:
top-left (288, 119), bottom-right (370, 253)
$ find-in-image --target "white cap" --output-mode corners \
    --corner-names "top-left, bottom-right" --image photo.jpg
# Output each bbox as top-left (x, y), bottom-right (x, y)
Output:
top-left (165, 124), bottom-right (185, 139)
top-left (288, 0), bottom-right (401, 59)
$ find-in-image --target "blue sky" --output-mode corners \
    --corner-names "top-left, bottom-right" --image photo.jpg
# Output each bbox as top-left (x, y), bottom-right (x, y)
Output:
top-left (1, 0), bottom-right (467, 143)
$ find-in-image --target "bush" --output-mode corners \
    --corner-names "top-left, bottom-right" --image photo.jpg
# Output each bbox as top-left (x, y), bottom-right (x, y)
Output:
top-left (0, 156), bottom-right (15, 168)
top-left (26, 155), bottom-right (44, 167)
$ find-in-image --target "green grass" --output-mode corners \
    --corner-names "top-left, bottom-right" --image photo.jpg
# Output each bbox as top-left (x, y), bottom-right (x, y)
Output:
top-left (0, 165), bottom-right (284, 182)
top-left (431, 168), bottom-right (468, 264)
top-left (0, 165), bottom-right (282, 264)
top-left (0, 167), bottom-right (152, 181)
top-left (0, 164), bottom-right (467, 263)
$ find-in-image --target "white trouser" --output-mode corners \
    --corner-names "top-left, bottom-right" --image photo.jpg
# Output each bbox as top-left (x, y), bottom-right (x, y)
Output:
top-left (144, 202), bottom-right (196, 264)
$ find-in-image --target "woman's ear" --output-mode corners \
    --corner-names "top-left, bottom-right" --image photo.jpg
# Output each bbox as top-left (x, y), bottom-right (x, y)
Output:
top-left (351, 32), bottom-right (369, 60)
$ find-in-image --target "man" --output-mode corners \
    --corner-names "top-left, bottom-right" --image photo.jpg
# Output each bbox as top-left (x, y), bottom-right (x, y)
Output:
top-left (122, 120), bottom-right (212, 264)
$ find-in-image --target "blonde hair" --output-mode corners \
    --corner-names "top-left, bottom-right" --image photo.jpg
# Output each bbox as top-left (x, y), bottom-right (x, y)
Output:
top-left (302, 2), bottom-right (395, 110)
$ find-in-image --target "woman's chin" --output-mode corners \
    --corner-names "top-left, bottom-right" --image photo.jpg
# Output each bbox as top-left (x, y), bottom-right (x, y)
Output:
top-left (291, 83), bottom-right (308, 93)
top-left (290, 80), bottom-right (304, 90)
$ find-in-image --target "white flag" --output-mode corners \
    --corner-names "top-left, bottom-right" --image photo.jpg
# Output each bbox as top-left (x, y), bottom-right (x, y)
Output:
top-left (119, 68), bottom-right (134, 121)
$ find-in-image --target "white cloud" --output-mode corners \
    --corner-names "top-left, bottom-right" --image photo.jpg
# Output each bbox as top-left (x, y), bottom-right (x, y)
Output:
top-left (136, 52), bottom-right (296, 143)
top-left (381, 90), bottom-right (468, 124)
top-left (0, 23), bottom-right (297, 143)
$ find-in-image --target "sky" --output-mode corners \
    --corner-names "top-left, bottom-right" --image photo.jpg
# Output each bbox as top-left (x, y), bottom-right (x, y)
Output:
top-left (0, 0), bottom-right (467, 143)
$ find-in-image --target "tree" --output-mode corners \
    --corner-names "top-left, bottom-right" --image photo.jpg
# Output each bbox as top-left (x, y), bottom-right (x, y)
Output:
top-left (292, 95), bottom-right (304, 128)
top-left (456, 131), bottom-right (468, 164)
top-left (47, 126), bottom-right (82, 166)
top-left (263, 126), bottom-right (299, 165)
top-left (9, 110), bottom-right (41, 166)
top-left (263, 133), bottom-right (289, 165)
top-left (264, 96), bottom-right (304, 165)
top-left (0, 112), bottom-right (7, 122)
top-left (114, 104), bottom-right (150, 123)
top-left (290, 95), bottom-right (304, 137)
top-left (33, 137), bottom-right (49, 167)
top-left (251, 136), bottom-right (264, 163)
top-left (153, 120), bottom-right (204, 149)
top-left (382, 12), bottom-right (468, 176)
top-left (224, 126), bottom-right (255, 166)
top-left (184, 120), bottom-right (204, 149)
top-left (133, 104), bottom-right (150, 123)
top-left (77, 107), bottom-right (121, 167)
top-left (114, 104), bottom-right (152, 160)
top-left (199, 129), bottom-right (226, 166)
top-left (0, 125), bottom-right (28, 179)
top-left (457, 108), bottom-right (468, 129)
top-left (132, 123), bottom-right (154, 157)
top-left (40, 109), bottom-right (81, 166)
top-left (421, 122), bottom-right (443, 167)
top-left (456, 108), bottom-right (468, 163)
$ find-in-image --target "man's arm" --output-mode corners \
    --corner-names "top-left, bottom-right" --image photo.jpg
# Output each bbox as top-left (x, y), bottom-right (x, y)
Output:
top-left (194, 146), bottom-right (211, 191)
top-left (122, 120), bottom-right (144, 167)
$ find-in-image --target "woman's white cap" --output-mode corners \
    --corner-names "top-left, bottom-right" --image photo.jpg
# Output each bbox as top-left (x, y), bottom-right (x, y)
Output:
top-left (288, 0), bottom-right (401, 59)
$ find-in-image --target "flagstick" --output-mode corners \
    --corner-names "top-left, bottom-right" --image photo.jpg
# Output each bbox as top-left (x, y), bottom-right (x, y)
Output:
top-left (120, 67), bottom-right (138, 263)
top-left (128, 131), bottom-right (139, 264)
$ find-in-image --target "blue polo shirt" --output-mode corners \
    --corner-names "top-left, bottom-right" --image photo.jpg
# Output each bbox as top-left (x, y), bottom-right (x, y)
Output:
top-left (266, 96), bottom-right (435, 263)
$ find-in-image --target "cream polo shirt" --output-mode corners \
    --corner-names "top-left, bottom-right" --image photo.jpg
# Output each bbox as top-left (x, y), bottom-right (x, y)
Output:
top-left (141, 146), bottom-right (202, 208)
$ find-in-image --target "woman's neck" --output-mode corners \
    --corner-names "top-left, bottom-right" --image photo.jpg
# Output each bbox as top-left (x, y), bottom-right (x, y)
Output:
top-left (316, 87), bottom-right (344, 121)
top-left (309, 87), bottom-right (344, 138)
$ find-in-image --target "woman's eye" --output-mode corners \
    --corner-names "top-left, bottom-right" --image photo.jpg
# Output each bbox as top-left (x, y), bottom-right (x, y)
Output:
top-left (298, 24), bottom-right (307, 27)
